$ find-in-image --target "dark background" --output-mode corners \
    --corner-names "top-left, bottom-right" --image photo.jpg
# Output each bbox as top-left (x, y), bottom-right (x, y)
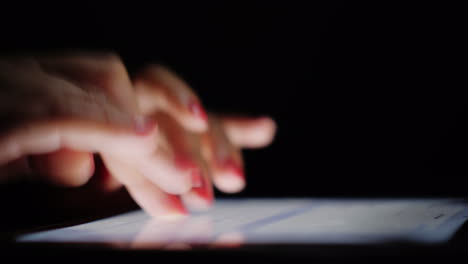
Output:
top-left (0, 0), bottom-right (467, 214)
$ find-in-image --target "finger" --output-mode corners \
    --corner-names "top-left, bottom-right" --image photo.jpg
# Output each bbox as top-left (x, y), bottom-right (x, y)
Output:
top-left (102, 154), bottom-right (188, 219)
top-left (3, 54), bottom-right (140, 130)
top-left (0, 118), bottom-right (158, 166)
top-left (201, 115), bottom-right (245, 193)
top-left (130, 147), bottom-right (194, 194)
top-left (29, 149), bottom-right (94, 187)
top-left (36, 53), bottom-right (139, 115)
top-left (135, 65), bottom-right (208, 132)
top-left (221, 116), bottom-right (277, 148)
top-left (130, 112), bottom-right (204, 194)
top-left (92, 154), bottom-right (123, 192)
top-left (0, 65), bottom-right (138, 130)
top-left (181, 161), bottom-right (214, 210)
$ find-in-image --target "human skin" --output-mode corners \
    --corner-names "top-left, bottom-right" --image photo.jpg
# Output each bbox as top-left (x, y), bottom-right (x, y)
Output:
top-left (0, 53), bottom-right (276, 218)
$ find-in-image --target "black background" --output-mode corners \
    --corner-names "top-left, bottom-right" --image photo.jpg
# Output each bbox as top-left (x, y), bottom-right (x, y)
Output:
top-left (0, 0), bottom-right (467, 207)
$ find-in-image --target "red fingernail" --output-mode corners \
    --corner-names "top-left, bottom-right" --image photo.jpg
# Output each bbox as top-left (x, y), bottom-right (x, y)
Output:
top-left (191, 169), bottom-right (203, 188)
top-left (174, 156), bottom-right (198, 170)
top-left (188, 100), bottom-right (208, 121)
top-left (193, 174), bottom-right (213, 202)
top-left (134, 116), bottom-right (157, 135)
top-left (168, 195), bottom-right (188, 215)
top-left (220, 159), bottom-right (244, 178)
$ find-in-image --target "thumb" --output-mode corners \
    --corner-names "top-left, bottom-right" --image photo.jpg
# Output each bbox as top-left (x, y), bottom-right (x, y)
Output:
top-left (0, 117), bottom-right (158, 166)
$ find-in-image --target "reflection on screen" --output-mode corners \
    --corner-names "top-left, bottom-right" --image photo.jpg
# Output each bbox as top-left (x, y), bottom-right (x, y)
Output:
top-left (17, 198), bottom-right (468, 248)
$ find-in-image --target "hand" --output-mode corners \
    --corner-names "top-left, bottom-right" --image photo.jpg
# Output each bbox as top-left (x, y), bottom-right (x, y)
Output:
top-left (0, 53), bottom-right (156, 187)
top-left (0, 54), bottom-right (276, 218)
top-left (103, 65), bottom-right (276, 215)
top-left (128, 66), bottom-right (276, 212)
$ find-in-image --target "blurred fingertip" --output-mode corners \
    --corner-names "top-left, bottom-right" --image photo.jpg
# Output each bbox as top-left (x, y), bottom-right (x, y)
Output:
top-left (214, 173), bottom-right (245, 194)
top-left (29, 150), bottom-right (95, 187)
top-left (188, 99), bottom-right (208, 122)
top-left (260, 116), bottom-right (277, 129)
top-left (183, 191), bottom-right (214, 211)
top-left (179, 115), bottom-right (208, 133)
top-left (248, 116), bottom-right (277, 148)
top-left (259, 115), bottom-right (277, 136)
top-left (145, 199), bottom-right (189, 220)
top-left (62, 153), bottom-right (95, 187)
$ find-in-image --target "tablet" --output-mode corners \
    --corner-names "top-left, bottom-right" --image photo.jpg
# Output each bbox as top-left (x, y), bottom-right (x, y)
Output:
top-left (16, 198), bottom-right (468, 249)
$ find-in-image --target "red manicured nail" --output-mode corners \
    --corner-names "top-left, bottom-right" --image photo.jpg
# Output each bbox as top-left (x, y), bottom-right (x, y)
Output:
top-left (168, 195), bottom-right (188, 215)
top-left (174, 156), bottom-right (203, 188)
top-left (188, 100), bottom-right (208, 121)
top-left (193, 176), bottom-right (213, 202)
top-left (191, 169), bottom-right (203, 188)
top-left (220, 159), bottom-right (244, 177)
top-left (174, 156), bottom-right (198, 170)
top-left (134, 116), bottom-right (157, 135)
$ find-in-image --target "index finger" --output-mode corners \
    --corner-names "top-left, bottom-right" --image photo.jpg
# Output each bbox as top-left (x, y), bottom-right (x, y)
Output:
top-left (0, 118), bottom-right (157, 165)
top-left (221, 116), bottom-right (277, 148)
top-left (134, 65), bottom-right (208, 132)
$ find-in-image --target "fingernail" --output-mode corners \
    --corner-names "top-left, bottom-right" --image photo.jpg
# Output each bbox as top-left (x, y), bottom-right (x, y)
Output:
top-left (220, 159), bottom-right (244, 178)
top-left (191, 169), bottom-right (203, 188)
top-left (167, 195), bottom-right (189, 217)
top-left (194, 176), bottom-right (213, 202)
top-left (134, 116), bottom-right (157, 135)
top-left (188, 100), bottom-right (208, 121)
top-left (174, 156), bottom-right (195, 169)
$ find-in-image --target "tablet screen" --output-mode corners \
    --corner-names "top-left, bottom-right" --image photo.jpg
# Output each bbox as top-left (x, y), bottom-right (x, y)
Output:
top-left (16, 198), bottom-right (468, 248)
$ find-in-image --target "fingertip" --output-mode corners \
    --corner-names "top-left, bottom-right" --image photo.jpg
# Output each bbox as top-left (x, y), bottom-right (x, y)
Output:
top-left (258, 116), bottom-right (277, 131)
top-left (30, 150), bottom-right (95, 187)
top-left (59, 151), bottom-right (95, 187)
top-left (177, 98), bottom-right (208, 132)
top-left (216, 159), bottom-right (245, 193)
top-left (214, 172), bottom-right (245, 193)
top-left (148, 196), bottom-right (189, 220)
top-left (256, 116), bottom-right (277, 146)
top-left (213, 161), bottom-right (245, 194)
top-left (222, 115), bottom-right (277, 148)
top-left (176, 113), bottom-right (209, 133)
top-left (183, 190), bottom-right (214, 211)
top-left (188, 100), bottom-right (208, 123)
top-left (183, 173), bottom-right (215, 211)
top-left (126, 182), bottom-right (189, 219)
top-left (73, 153), bottom-right (95, 186)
